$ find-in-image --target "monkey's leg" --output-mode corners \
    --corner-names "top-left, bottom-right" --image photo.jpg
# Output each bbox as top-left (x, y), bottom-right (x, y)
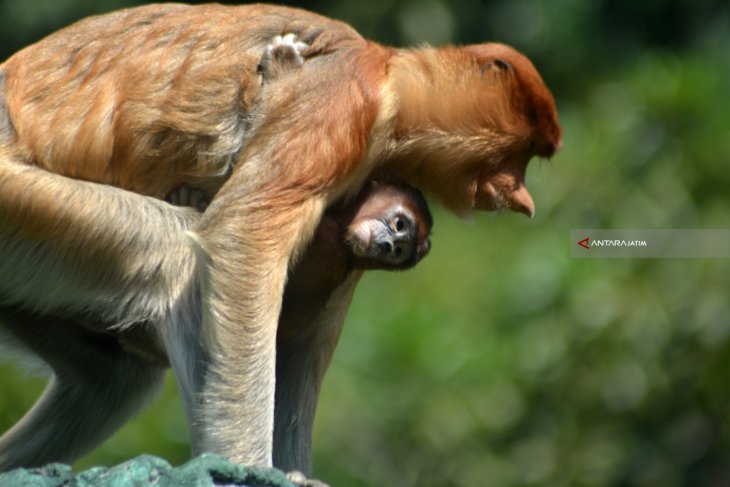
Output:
top-left (274, 339), bottom-right (324, 474)
top-left (0, 309), bottom-right (166, 469)
top-left (0, 162), bottom-right (200, 466)
top-left (0, 158), bottom-right (198, 328)
top-left (273, 274), bottom-right (361, 474)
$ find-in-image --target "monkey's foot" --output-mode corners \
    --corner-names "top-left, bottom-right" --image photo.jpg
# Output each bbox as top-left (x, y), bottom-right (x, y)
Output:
top-left (286, 470), bottom-right (330, 487)
top-left (268, 33), bottom-right (309, 65)
top-left (259, 33), bottom-right (309, 80)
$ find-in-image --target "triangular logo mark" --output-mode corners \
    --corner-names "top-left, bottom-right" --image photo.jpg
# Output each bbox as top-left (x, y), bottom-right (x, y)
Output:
top-left (578, 237), bottom-right (590, 249)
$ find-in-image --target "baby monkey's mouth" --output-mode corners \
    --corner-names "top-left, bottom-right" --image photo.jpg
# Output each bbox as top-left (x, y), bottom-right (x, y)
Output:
top-left (345, 222), bottom-right (374, 258)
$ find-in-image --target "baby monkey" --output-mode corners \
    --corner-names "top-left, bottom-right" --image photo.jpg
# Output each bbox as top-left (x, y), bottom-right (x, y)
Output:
top-left (280, 179), bottom-right (432, 337)
top-left (276, 179), bottom-right (432, 472)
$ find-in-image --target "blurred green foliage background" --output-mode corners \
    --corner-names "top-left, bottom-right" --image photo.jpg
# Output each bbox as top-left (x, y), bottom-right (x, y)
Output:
top-left (1, 1), bottom-right (729, 486)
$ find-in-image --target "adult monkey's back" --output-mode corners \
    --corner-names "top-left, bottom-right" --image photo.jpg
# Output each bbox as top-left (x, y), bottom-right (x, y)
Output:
top-left (0, 2), bottom-right (561, 470)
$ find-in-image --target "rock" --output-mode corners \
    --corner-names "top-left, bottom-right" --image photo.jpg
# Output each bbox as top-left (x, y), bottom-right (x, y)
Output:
top-left (0, 453), bottom-right (297, 487)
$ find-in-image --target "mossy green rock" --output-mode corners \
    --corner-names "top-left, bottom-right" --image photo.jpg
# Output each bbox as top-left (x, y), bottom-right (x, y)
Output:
top-left (0, 453), bottom-right (296, 486)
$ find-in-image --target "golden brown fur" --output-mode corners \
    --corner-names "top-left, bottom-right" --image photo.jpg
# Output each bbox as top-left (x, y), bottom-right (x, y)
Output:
top-left (0, 2), bottom-right (560, 474)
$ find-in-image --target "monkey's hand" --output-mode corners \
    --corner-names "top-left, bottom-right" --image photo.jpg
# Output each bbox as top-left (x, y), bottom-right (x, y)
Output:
top-left (166, 186), bottom-right (208, 211)
top-left (258, 33), bottom-right (309, 82)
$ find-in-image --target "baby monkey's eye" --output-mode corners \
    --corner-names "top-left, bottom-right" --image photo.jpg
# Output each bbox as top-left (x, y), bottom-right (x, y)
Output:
top-left (395, 217), bottom-right (406, 232)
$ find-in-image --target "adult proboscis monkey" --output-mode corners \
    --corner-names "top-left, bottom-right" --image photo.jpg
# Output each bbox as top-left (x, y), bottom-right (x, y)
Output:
top-left (0, 2), bottom-right (561, 476)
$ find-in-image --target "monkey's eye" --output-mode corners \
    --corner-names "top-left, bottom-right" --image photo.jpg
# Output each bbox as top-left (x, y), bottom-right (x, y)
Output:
top-left (395, 217), bottom-right (406, 232)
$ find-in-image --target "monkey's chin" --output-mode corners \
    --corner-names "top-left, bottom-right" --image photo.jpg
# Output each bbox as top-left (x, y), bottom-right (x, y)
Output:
top-left (471, 179), bottom-right (501, 211)
top-left (472, 181), bottom-right (535, 218)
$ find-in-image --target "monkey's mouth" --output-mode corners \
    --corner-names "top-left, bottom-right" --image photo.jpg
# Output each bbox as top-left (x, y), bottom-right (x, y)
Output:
top-left (346, 224), bottom-right (373, 258)
top-left (472, 181), bottom-right (506, 211)
top-left (473, 179), bottom-right (535, 217)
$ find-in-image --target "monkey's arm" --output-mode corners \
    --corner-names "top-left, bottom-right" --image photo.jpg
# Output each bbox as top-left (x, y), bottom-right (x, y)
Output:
top-left (186, 44), bottom-right (389, 465)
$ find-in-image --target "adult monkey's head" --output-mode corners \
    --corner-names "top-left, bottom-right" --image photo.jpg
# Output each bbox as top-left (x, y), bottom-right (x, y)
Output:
top-left (385, 42), bottom-right (561, 218)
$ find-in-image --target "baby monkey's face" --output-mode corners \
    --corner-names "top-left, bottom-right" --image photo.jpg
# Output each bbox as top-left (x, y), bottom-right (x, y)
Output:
top-left (343, 181), bottom-right (432, 271)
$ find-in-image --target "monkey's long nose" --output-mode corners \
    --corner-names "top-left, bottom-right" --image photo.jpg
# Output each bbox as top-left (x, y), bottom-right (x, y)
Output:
top-left (508, 184), bottom-right (535, 218)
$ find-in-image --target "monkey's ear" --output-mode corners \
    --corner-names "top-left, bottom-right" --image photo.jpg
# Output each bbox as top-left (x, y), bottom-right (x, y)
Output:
top-left (480, 58), bottom-right (513, 75)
